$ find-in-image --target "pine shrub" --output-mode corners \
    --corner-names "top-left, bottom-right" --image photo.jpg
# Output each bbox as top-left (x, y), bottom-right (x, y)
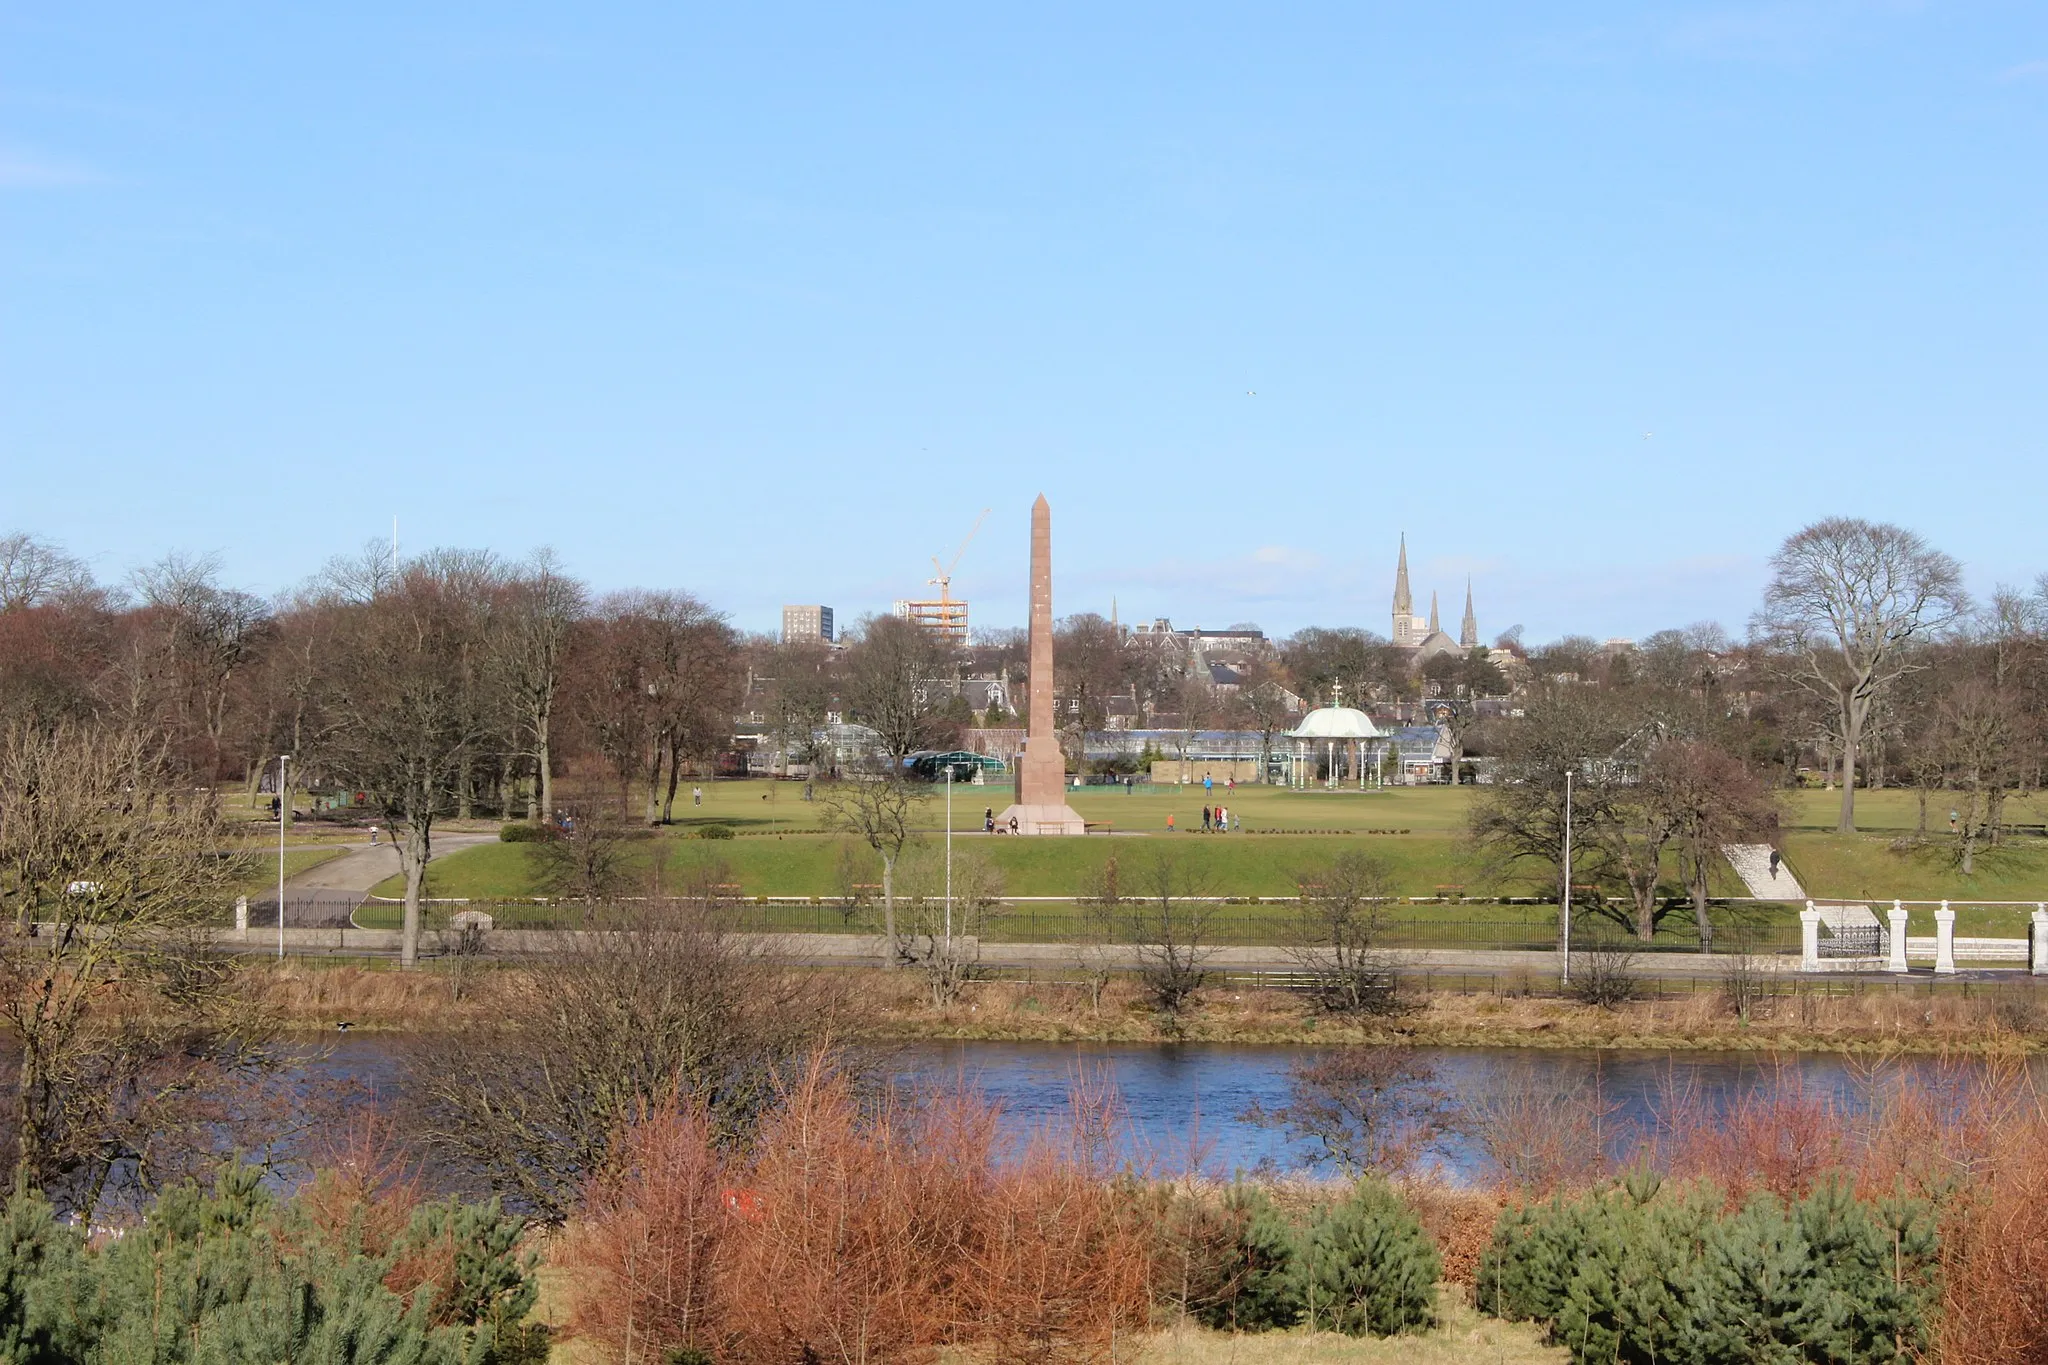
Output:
top-left (1477, 1176), bottom-right (1938, 1364)
top-left (1294, 1179), bottom-right (1439, 1337)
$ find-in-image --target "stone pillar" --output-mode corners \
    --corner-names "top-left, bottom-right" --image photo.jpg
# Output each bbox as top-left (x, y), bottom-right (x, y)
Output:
top-left (1934, 901), bottom-right (1956, 976)
top-left (235, 895), bottom-right (249, 938)
top-left (2030, 904), bottom-right (2048, 976)
top-left (1016, 495), bottom-right (1062, 809)
top-left (1888, 900), bottom-right (1909, 974)
top-left (1800, 902), bottom-right (1821, 973)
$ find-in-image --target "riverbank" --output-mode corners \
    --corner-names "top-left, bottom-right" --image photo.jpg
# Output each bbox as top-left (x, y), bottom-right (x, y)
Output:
top-left (244, 960), bottom-right (2047, 1055)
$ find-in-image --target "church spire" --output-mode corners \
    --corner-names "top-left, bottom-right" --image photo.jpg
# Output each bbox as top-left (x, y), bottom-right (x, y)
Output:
top-left (1460, 577), bottom-right (1478, 649)
top-left (1428, 590), bottom-right (1440, 636)
top-left (1392, 535), bottom-right (1413, 646)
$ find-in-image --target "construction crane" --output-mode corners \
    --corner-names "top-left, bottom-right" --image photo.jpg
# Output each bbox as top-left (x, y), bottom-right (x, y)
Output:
top-left (893, 508), bottom-right (989, 645)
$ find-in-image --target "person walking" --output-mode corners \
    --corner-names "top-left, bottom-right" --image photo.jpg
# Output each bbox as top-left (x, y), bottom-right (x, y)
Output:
top-left (984, 806), bottom-right (995, 833)
top-left (1166, 813), bottom-right (1175, 831)
top-left (1201, 805), bottom-right (1212, 832)
top-left (1203, 773), bottom-right (1214, 795)
top-left (692, 786), bottom-right (703, 807)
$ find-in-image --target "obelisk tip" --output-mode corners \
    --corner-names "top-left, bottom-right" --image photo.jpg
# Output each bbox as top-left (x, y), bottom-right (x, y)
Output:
top-left (1033, 493), bottom-right (1049, 511)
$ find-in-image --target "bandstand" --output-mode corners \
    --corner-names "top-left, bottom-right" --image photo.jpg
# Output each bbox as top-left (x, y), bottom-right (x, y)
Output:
top-left (1283, 699), bottom-right (1384, 789)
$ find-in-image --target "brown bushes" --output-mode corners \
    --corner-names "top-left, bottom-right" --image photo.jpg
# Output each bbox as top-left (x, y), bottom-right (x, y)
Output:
top-left (559, 1056), bottom-right (1152, 1363)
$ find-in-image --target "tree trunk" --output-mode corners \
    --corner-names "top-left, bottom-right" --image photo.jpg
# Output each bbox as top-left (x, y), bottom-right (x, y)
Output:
top-left (535, 710), bottom-right (553, 821)
top-left (457, 752), bottom-right (474, 821)
top-left (880, 851), bottom-right (897, 966)
top-left (645, 741), bottom-right (664, 824)
top-left (1837, 698), bottom-right (1866, 833)
top-left (1691, 861), bottom-right (1714, 952)
top-left (663, 737), bottom-right (682, 824)
top-left (399, 821), bottom-right (431, 969)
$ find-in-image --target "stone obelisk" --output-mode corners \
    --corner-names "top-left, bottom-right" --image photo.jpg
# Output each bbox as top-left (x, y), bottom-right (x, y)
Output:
top-left (999, 495), bottom-right (1087, 835)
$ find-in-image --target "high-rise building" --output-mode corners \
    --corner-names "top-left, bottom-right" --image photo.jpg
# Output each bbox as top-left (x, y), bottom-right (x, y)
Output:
top-left (781, 605), bottom-right (834, 644)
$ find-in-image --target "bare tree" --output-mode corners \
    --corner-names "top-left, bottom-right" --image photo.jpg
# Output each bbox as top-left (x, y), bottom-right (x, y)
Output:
top-left (407, 885), bottom-right (845, 1224)
top-left (1289, 851), bottom-right (1404, 1014)
top-left (316, 560), bottom-right (500, 967)
top-left (1127, 850), bottom-right (1215, 1029)
top-left (495, 549), bottom-right (584, 821)
top-left (839, 614), bottom-right (952, 759)
top-left (1754, 518), bottom-right (1967, 832)
top-left (1241, 1049), bottom-right (1455, 1178)
top-left (1068, 854), bottom-right (1127, 1013)
top-left (530, 788), bottom-right (640, 900)
top-left (132, 553), bottom-right (272, 780)
top-left (894, 846), bottom-right (1006, 1005)
top-left (0, 720), bottom-right (271, 1211)
top-left (1641, 740), bottom-right (1777, 949)
top-left (0, 533), bottom-right (93, 613)
top-left (818, 773), bottom-right (928, 962)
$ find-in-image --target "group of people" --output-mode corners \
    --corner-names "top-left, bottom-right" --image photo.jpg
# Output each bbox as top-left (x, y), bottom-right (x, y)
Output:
top-left (983, 807), bottom-right (1020, 834)
top-left (1200, 804), bottom-right (1235, 833)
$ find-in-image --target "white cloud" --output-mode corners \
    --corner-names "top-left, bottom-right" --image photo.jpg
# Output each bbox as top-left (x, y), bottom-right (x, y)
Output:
top-left (2001, 59), bottom-right (2048, 82)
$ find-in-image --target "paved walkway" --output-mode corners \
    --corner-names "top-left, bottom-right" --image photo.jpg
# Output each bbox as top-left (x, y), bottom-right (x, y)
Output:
top-left (246, 832), bottom-right (497, 927)
top-left (1722, 843), bottom-right (1806, 900)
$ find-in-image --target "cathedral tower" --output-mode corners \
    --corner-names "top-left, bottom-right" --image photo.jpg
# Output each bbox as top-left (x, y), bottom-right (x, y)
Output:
top-left (1460, 578), bottom-right (1478, 649)
top-left (1392, 535), bottom-right (1415, 646)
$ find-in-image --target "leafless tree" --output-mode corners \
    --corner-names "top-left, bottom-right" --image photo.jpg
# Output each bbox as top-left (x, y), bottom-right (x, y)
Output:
top-left (0, 719), bottom-right (275, 1212)
top-left (315, 560), bottom-right (500, 967)
top-left (0, 533), bottom-right (94, 613)
top-left (531, 788), bottom-right (640, 900)
top-left (1753, 518), bottom-right (1967, 832)
top-left (894, 846), bottom-right (1006, 1005)
top-left (406, 884), bottom-right (847, 1224)
top-left (839, 614), bottom-right (953, 759)
top-left (1242, 1049), bottom-right (1456, 1178)
top-left (1289, 851), bottom-right (1404, 1014)
top-left (1068, 854), bottom-right (1127, 1013)
top-left (131, 553), bottom-right (272, 780)
top-left (1640, 739), bottom-right (1778, 949)
top-left (495, 549), bottom-right (584, 821)
top-left (1127, 850), bottom-right (1216, 1029)
top-left (818, 773), bottom-right (928, 962)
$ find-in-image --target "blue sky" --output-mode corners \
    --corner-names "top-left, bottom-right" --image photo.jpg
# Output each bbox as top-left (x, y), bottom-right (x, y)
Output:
top-left (4, 2), bottom-right (2044, 642)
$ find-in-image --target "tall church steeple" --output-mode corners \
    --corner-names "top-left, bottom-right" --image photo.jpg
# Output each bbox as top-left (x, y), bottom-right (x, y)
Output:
top-left (1392, 535), bottom-right (1414, 646)
top-left (1428, 591), bottom-right (1440, 636)
top-left (1460, 578), bottom-right (1478, 649)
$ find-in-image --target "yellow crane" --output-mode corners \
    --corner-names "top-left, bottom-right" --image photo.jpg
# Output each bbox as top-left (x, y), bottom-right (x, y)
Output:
top-left (896, 508), bottom-right (989, 644)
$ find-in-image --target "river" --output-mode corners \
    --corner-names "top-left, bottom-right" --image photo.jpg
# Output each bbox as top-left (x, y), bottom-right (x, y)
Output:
top-left (308, 1036), bottom-right (1976, 1182)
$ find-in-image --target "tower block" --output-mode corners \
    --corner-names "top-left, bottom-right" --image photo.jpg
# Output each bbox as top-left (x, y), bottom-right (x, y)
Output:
top-left (998, 495), bottom-right (1088, 835)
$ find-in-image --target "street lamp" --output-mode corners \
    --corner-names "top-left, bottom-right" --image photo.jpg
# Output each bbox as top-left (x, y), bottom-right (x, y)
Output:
top-left (277, 754), bottom-right (291, 961)
top-left (944, 762), bottom-right (954, 955)
top-left (1560, 767), bottom-right (1575, 985)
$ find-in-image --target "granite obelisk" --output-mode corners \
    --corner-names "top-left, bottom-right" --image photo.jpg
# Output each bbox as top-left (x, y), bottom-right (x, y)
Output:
top-left (999, 495), bottom-right (1087, 835)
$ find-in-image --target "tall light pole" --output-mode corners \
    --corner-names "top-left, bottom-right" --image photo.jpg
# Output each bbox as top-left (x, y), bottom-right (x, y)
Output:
top-left (277, 753), bottom-right (291, 961)
top-left (1560, 767), bottom-right (1575, 984)
top-left (943, 762), bottom-right (954, 954)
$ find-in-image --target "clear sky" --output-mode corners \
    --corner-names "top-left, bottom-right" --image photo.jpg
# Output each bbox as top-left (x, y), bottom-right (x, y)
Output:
top-left (4, 3), bottom-right (2044, 643)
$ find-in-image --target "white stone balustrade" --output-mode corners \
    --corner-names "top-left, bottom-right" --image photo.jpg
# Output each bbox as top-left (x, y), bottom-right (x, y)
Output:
top-left (1889, 901), bottom-right (1909, 974)
top-left (1934, 902), bottom-right (1956, 976)
top-left (1800, 902), bottom-right (1821, 972)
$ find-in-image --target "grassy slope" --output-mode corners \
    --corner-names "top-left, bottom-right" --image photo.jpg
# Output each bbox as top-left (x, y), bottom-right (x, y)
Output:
top-left (366, 781), bottom-right (2048, 909)
top-left (226, 846), bottom-right (348, 898)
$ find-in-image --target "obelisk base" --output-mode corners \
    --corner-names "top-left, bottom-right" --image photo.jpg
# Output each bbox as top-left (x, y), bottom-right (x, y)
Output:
top-left (996, 802), bottom-right (1089, 836)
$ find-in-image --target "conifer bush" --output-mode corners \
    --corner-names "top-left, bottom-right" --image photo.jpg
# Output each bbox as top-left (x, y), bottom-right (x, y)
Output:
top-left (1477, 1175), bottom-right (1938, 1365)
top-left (1294, 1178), bottom-right (1440, 1337)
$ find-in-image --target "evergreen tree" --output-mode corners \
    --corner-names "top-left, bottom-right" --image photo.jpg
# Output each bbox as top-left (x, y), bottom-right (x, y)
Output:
top-left (1293, 1180), bottom-right (1438, 1337)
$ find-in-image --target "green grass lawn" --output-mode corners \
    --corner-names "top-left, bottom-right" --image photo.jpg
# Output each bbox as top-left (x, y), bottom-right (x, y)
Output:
top-left (361, 779), bottom-right (2048, 917)
top-left (225, 846), bottom-right (348, 898)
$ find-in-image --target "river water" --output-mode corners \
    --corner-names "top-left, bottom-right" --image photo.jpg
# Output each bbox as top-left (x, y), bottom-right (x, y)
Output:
top-left (310, 1036), bottom-right (1971, 1182)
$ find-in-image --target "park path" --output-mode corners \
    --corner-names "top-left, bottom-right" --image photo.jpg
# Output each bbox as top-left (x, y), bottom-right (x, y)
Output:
top-left (1722, 843), bottom-right (1806, 900)
top-left (248, 831), bottom-right (497, 927)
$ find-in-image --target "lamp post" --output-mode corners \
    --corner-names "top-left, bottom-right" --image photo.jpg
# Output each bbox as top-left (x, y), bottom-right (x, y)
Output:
top-left (277, 754), bottom-right (291, 961)
top-left (943, 761), bottom-right (954, 954)
top-left (1560, 767), bottom-right (1574, 985)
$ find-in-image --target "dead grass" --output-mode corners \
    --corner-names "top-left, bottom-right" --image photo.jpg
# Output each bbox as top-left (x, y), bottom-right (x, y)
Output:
top-left (857, 972), bottom-right (2048, 1054)
top-left (931, 1292), bottom-right (1567, 1363)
